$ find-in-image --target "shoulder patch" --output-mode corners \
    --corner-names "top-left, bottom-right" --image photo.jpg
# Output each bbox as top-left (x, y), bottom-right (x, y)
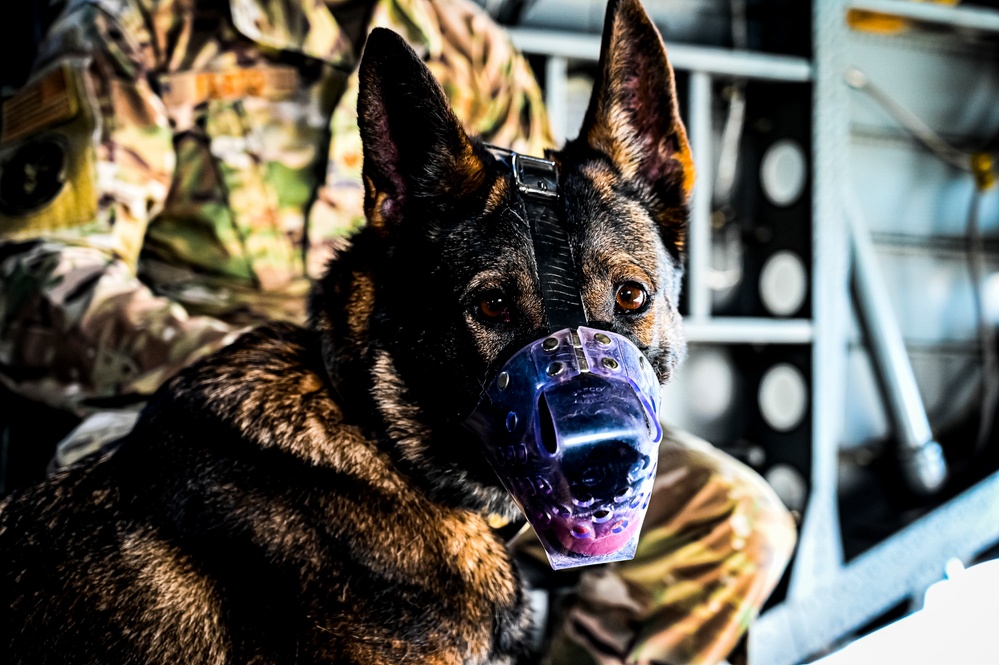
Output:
top-left (0, 136), bottom-right (68, 214)
top-left (0, 63), bottom-right (99, 239)
top-left (2, 64), bottom-right (80, 145)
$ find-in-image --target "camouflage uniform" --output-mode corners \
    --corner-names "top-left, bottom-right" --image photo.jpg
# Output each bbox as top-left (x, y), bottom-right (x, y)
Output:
top-left (0, 0), bottom-right (553, 412)
top-left (0, 0), bottom-right (796, 662)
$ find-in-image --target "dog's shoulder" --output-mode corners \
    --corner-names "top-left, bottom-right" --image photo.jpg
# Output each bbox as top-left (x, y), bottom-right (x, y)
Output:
top-left (145, 321), bottom-right (356, 465)
top-left (130, 324), bottom-right (534, 663)
top-left (1, 320), bottom-right (532, 663)
top-left (161, 320), bottom-right (332, 418)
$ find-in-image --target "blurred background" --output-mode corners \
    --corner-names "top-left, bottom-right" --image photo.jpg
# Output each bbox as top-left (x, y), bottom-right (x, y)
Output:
top-left (471, 1), bottom-right (999, 662)
top-left (2, 0), bottom-right (998, 663)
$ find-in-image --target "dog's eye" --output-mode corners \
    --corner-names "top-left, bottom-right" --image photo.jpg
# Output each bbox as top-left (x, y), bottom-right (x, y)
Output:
top-left (615, 282), bottom-right (648, 314)
top-left (476, 291), bottom-right (512, 324)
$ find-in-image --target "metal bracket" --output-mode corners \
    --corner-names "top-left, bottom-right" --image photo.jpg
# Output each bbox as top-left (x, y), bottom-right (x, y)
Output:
top-left (512, 152), bottom-right (559, 199)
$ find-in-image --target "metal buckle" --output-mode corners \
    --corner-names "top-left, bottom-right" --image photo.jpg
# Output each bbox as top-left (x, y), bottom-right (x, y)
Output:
top-left (512, 152), bottom-right (559, 200)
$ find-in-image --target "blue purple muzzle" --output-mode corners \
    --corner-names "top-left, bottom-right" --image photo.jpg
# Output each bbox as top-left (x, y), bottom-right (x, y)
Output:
top-left (464, 326), bottom-right (663, 570)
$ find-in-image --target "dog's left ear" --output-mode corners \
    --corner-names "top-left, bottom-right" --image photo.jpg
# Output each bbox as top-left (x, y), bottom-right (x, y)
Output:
top-left (357, 28), bottom-right (486, 234)
top-left (579, 0), bottom-right (695, 240)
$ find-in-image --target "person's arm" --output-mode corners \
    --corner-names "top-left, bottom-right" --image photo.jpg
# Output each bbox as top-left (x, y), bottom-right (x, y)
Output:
top-left (427, 0), bottom-right (556, 156)
top-left (0, 2), bottom-right (246, 415)
top-left (308, 0), bottom-right (556, 258)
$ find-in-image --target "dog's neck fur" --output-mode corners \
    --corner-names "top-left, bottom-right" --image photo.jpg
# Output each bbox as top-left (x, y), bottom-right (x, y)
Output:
top-left (310, 239), bottom-right (519, 519)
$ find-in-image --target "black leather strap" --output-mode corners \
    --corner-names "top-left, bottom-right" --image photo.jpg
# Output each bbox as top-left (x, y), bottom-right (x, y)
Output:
top-left (488, 146), bottom-right (588, 330)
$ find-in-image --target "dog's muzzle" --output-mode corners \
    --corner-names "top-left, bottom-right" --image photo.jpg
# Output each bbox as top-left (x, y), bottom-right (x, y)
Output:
top-left (464, 326), bottom-right (662, 570)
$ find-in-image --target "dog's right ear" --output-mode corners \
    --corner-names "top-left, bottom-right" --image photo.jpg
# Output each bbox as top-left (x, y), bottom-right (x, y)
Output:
top-left (357, 28), bottom-right (486, 235)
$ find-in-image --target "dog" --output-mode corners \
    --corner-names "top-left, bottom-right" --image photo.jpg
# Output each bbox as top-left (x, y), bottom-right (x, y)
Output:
top-left (0, 0), bottom-right (695, 661)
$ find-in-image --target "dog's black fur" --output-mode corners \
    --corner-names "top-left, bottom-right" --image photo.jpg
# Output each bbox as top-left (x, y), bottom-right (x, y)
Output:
top-left (0, 0), bottom-right (694, 662)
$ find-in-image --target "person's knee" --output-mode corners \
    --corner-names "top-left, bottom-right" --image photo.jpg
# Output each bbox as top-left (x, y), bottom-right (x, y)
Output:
top-left (655, 426), bottom-right (798, 588)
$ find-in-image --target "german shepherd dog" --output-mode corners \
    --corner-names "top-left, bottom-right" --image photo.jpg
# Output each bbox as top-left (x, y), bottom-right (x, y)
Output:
top-left (0, 0), bottom-right (694, 661)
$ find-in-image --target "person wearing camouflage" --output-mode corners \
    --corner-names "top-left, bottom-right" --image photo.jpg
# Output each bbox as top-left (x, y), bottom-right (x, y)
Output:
top-left (0, 0), bottom-right (553, 414)
top-left (0, 0), bottom-right (796, 662)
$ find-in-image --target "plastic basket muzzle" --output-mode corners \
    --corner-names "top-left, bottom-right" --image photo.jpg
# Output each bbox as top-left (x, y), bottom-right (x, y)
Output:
top-left (465, 326), bottom-right (663, 570)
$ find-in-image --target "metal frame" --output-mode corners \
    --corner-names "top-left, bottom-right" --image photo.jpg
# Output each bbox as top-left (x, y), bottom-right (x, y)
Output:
top-left (508, 27), bottom-right (815, 345)
top-left (848, 193), bottom-right (948, 496)
top-left (849, 0), bottom-right (999, 34)
top-left (752, 469), bottom-right (999, 665)
top-left (752, 2), bottom-right (999, 663)
top-left (510, 8), bottom-right (999, 662)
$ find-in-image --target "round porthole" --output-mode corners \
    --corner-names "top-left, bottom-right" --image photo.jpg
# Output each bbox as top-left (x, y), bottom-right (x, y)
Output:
top-left (0, 136), bottom-right (68, 214)
top-left (759, 250), bottom-right (807, 317)
top-left (760, 139), bottom-right (807, 207)
top-left (765, 463), bottom-right (808, 513)
top-left (758, 363), bottom-right (808, 433)
top-left (685, 348), bottom-right (735, 422)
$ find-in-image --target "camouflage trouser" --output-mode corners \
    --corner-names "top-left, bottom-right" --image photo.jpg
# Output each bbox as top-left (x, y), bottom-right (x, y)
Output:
top-left (512, 427), bottom-right (798, 665)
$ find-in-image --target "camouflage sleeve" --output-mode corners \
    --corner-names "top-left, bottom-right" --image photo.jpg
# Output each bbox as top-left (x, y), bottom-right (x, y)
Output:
top-left (0, 1), bottom-right (247, 415)
top-left (427, 0), bottom-right (556, 156)
top-left (308, 0), bottom-right (556, 258)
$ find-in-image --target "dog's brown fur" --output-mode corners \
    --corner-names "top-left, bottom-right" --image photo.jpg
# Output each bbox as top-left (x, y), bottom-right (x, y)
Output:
top-left (0, 0), bottom-right (694, 662)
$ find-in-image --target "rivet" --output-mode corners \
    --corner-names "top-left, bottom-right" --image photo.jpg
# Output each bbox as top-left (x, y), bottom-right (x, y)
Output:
top-left (542, 337), bottom-right (559, 352)
top-left (593, 509), bottom-right (613, 523)
top-left (595, 332), bottom-right (612, 346)
top-left (505, 412), bottom-right (518, 432)
top-left (614, 488), bottom-right (632, 503)
top-left (546, 362), bottom-right (564, 377)
top-left (611, 519), bottom-right (629, 534)
top-left (498, 372), bottom-right (510, 390)
top-left (602, 357), bottom-right (620, 370)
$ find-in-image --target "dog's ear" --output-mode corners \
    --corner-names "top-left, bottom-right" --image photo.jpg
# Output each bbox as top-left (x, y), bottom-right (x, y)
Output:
top-left (357, 28), bottom-right (486, 234)
top-left (579, 0), bottom-right (695, 240)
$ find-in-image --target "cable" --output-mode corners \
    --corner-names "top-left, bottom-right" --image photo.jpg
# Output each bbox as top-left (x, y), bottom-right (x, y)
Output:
top-left (844, 67), bottom-right (970, 172)
top-left (846, 66), bottom-right (999, 458)
top-left (965, 189), bottom-right (998, 454)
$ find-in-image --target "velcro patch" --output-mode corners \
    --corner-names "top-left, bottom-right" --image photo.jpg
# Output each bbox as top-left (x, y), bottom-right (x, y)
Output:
top-left (0, 136), bottom-right (68, 213)
top-left (2, 64), bottom-right (80, 145)
top-left (160, 66), bottom-right (299, 107)
top-left (0, 62), bottom-right (98, 239)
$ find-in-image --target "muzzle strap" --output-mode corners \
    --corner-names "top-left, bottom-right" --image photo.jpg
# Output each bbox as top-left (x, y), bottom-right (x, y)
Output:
top-left (491, 147), bottom-right (589, 330)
